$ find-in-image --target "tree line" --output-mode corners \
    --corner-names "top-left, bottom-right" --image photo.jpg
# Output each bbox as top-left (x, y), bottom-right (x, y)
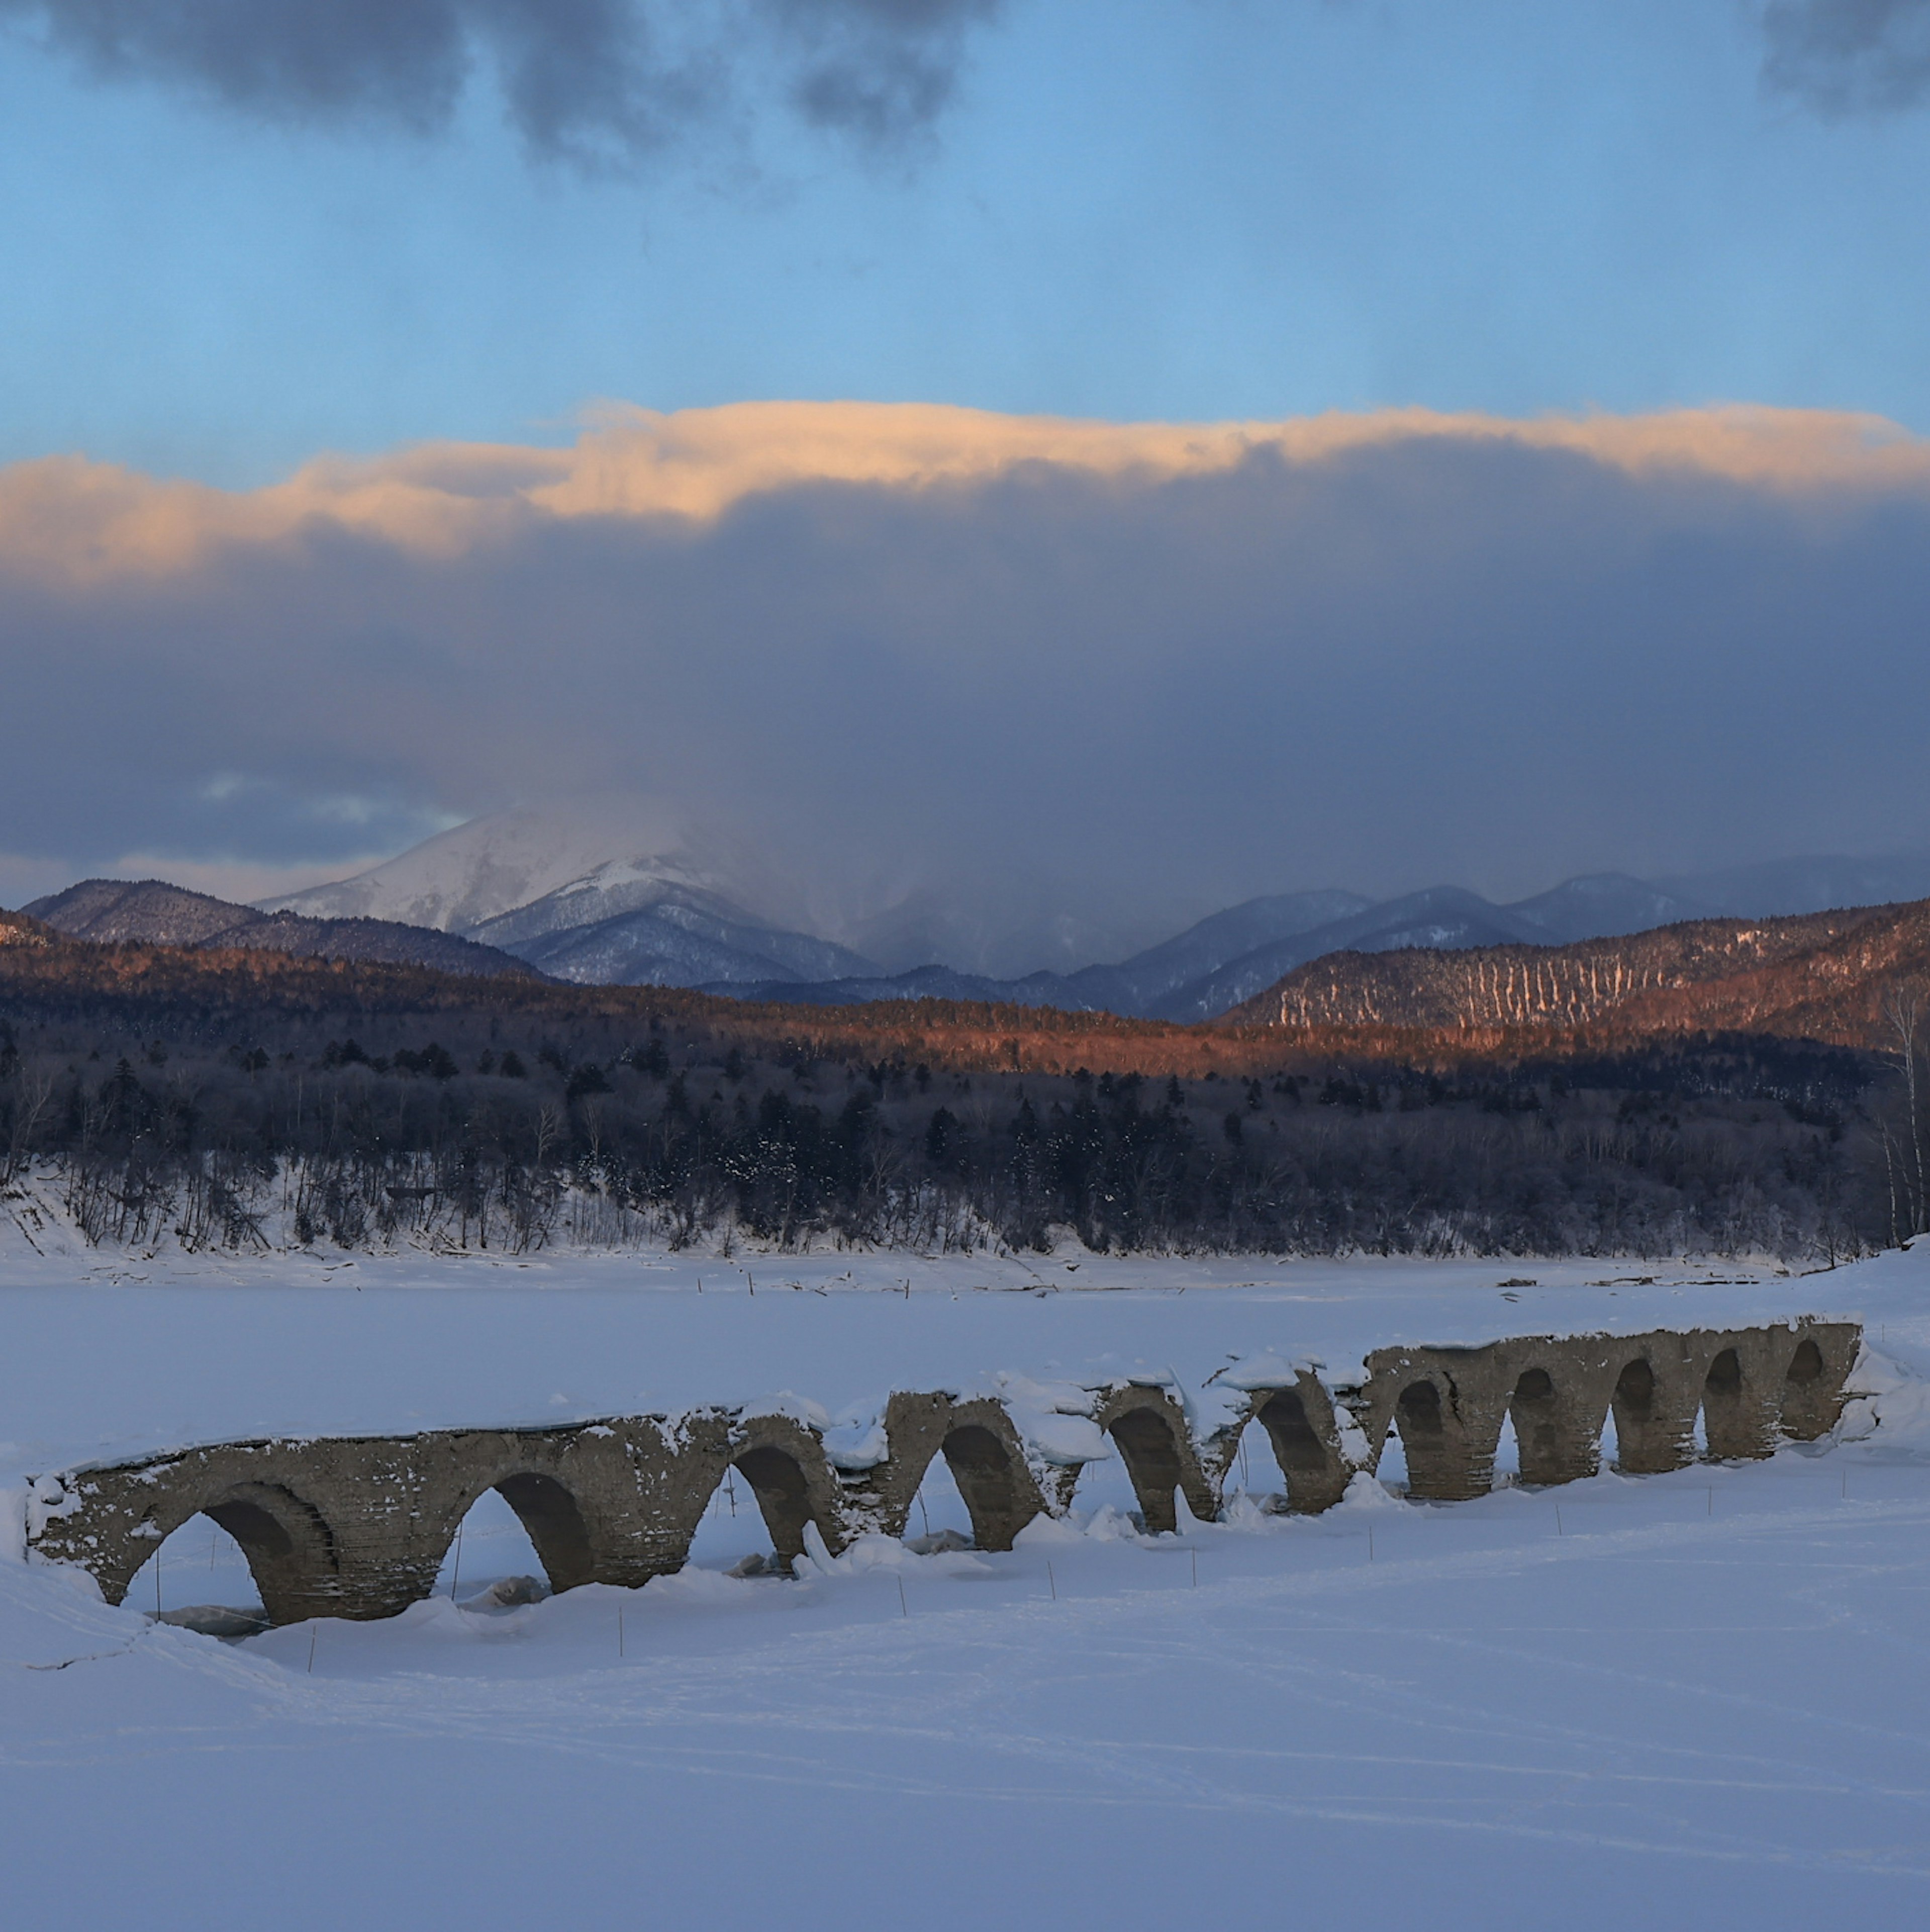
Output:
top-left (0, 1006), bottom-right (1898, 1261)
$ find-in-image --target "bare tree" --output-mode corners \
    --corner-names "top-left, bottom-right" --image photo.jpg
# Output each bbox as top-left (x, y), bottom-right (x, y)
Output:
top-left (1882, 984), bottom-right (1928, 1235)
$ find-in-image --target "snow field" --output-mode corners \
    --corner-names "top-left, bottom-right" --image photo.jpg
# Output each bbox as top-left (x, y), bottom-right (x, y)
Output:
top-left (5, 1229), bottom-right (1930, 1926)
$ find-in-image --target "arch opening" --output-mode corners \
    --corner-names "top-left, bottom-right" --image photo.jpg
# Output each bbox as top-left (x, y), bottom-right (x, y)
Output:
top-left (684, 1461), bottom-right (784, 1574)
top-left (1492, 1411), bottom-right (1521, 1484)
top-left (493, 1472), bottom-right (595, 1594)
top-left (1614, 1358), bottom-right (1655, 1416)
top-left (1377, 1418), bottom-right (1410, 1492)
top-left (131, 1482), bottom-right (338, 1628)
top-left (125, 1513), bottom-right (265, 1635)
top-left (1223, 1416), bottom-right (1291, 1511)
top-left (1706, 1348), bottom-right (1743, 1398)
top-left (731, 1445), bottom-right (823, 1569)
top-left (1397, 1380), bottom-right (1444, 1437)
top-left (434, 1486), bottom-right (554, 1607)
top-left (1608, 1354), bottom-right (1674, 1471)
top-left (1786, 1338), bottom-right (1824, 1388)
top-left (1064, 1432), bottom-right (1142, 1523)
top-left (904, 1441), bottom-right (975, 1547)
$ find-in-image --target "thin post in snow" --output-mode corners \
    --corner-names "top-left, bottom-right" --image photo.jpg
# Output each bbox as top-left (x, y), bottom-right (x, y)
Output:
top-left (1367, 1526), bottom-right (1374, 1563)
top-left (1706, 1486), bottom-right (1713, 1518)
top-left (1190, 1548), bottom-right (1198, 1587)
top-left (155, 1547), bottom-right (162, 1617)
top-left (618, 1607), bottom-right (625, 1658)
top-left (726, 1470), bottom-right (737, 1517)
top-left (1555, 1505), bottom-right (1563, 1536)
top-left (918, 1495), bottom-right (930, 1536)
top-left (747, 1272), bottom-right (754, 1296)
top-left (449, 1525), bottom-right (463, 1602)
top-left (306, 1628), bottom-right (317, 1674)
top-left (897, 1577), bottom-right (908, 1618)
top-left (1842, 1466), bottom-right (1848, 1499)
top-left (1046, 1561), bottom-right (1056, 1600)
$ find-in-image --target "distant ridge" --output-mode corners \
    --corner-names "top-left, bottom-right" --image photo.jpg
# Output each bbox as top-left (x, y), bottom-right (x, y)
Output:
top-left (25, 880), bottom-right (540, 981)
top-left (250, 804), bottom-right (1930, 1019)
top-left (1224, 899), bottom-right (1926, 1047)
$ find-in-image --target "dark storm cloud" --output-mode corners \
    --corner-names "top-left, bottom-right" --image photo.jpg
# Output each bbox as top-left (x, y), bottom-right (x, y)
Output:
top-left (1760, 0), bottom-right (1930, 113)
top-left (0, 0), bottom-right (999, 162)
top-left (5, 408), bottom-right (1930, 939)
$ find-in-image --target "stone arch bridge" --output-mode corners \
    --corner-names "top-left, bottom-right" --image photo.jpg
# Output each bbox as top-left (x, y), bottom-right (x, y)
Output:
top-left (25, 1319), bottom-right (1861, 1626)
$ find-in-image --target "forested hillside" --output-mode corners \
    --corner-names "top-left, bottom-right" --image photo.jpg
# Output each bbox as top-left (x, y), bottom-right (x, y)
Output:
top-left (0, 914), bottom-right (1913, 1261)
top-left (1231, 899), bottom-right (1930, 1049)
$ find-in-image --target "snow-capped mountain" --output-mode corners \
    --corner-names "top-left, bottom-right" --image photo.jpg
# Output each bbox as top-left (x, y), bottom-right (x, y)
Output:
top-left (471, 875), bottom-right (879, 988)
top-left (262, 804), bottom-right (874, 990)
top-left (262, 803), bottom-right (793, 938)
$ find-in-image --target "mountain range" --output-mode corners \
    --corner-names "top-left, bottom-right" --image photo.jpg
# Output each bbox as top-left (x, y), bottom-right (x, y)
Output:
top-left (23, 879), bottom-right (537, 980)
top-left (31, 812), bottom-right (1930, 1022)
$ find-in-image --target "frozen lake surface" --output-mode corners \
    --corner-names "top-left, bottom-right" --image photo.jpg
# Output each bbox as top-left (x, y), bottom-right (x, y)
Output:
top-left (4, 1208), bottom-right (1929, 1929)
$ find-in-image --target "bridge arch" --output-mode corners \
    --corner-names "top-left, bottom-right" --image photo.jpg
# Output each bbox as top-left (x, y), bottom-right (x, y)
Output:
top-left (1786, 1337), bottom-right (1824, 1389)
top-left (729, 1443), bottom-right (838, 1569)
top-left (1506, 1362), bottom-right (1602, 1486)
top-left (1397, 1379), bottom-right (1443, 1436)
top-left (1780, 1330), bottom-right (1852, 1441)
top-left (1382, 1359), bottom-right (1511, 1501)
top-left (1250, 1384), bottom-right (1354, 1513)
top-left (1092, 1388), bottom-right (1218, 1533)
top-left (1701, 1344), bottom-right (1775, 1460)
top-left (1609, 1352), bottom-right (1683, 1474)
top-left (938, 1424), bottom-right (1034, 1550)
top-left (1707, 1344), bottom-right (1777, 1460)
top-left (436, 1471), bottom-right (597, 1596)
top-left (133, 1480), bottom-right (340, 1626)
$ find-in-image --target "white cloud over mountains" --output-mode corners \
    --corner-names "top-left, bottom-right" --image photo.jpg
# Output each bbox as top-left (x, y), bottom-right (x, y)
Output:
top-left (6, 400), bottom-right (1930, 939)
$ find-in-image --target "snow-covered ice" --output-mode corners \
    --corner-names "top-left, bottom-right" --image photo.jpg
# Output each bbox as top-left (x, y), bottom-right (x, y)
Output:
top-left (5, 1211), bottom-right (1930, 1927)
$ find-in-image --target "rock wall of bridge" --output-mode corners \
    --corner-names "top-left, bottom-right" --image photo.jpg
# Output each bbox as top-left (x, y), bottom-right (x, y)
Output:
top-left (24, 1318), bottom-right (1862, 1625)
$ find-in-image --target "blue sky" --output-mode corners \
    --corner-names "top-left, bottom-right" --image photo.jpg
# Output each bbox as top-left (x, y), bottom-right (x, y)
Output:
top-left (6, 2), bottom-right (1930, 485)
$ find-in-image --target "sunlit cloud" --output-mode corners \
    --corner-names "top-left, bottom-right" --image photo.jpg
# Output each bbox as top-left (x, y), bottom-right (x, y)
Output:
top-left (5, 401), bottom-right (1928, 585)
top-left (7, 399), bottom-right (1930, 947)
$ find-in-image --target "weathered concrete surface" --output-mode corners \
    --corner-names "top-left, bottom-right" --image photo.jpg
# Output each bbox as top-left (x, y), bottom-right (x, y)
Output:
top-left (1222, 1372), bottom-right (1360, 1515)
top-left (1092, 1385), bottom-right (1220, 1533)
top-left (24, 1318), bottom-right (1863, 1623)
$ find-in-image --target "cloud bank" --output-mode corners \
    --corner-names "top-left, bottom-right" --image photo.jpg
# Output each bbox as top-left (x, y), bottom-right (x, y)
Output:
top-left (6, 399), bottom-right (1930, 960)
top-left (1761, 0), bottom-right (1930, 112)
top-left (0, 0), bottom-right (998, 164)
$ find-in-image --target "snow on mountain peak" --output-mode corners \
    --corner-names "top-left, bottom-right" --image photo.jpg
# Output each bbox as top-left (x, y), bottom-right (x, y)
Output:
top-left (260, 802), bottom-right (786, 937)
